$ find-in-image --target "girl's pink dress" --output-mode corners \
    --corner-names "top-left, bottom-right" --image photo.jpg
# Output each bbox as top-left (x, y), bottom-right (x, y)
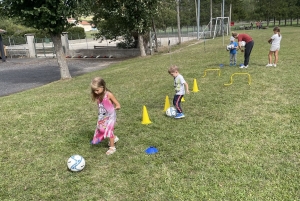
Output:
top-left (91, 92), bottom-right (116, 144)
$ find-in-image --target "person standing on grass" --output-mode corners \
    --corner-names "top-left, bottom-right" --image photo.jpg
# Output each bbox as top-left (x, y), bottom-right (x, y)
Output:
top-left (229, 36), bottom-right (238, 66)
top-left (266, 26), bottom-right (282, 67)
top-left (90, 77), bottom-right (121, 155)
top-left (168, 65), bottom-right (189, 119)
top-left (232, 32), bottom-right (254, 69)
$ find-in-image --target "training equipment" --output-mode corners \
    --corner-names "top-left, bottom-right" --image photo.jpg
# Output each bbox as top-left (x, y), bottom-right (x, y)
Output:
top-left (67, 155), bottom-right (85, 172)
top-left (192, 79), bottom-right (199, 92)
top-left (226, 44), bottom-right (234, 51)
top-left (202, 68), bottom-right (221, 77)
top-left (241, 41), bottom-right (246, 46)
top-left (164, 96), bottom-right (171, 111)
top-left (141, 105), bottom-right (152, 124)
top-left (224, 73), bottom-right (252, 86)
top-left (165, 107), bottom-right (177, 117)
top-left (145, 146), bottom-right (158, 154)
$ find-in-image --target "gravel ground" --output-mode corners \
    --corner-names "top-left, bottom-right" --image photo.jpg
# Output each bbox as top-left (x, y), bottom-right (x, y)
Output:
top-left (0, 58), bottom-right (126, 97)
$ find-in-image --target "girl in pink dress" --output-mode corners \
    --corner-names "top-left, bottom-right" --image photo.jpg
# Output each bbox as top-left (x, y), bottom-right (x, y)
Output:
top-left (90, 77), bottom-right (121, 155)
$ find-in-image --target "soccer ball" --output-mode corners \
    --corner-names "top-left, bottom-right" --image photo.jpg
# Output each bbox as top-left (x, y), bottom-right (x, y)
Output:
top-left (67, 155), bottom-right (85, 172)
top-left (241, 41), bottom-right (246, 46)
top-left (226, 44), bottom-right (233, 51)
top-left (166, 107), bottom-right (177, 117)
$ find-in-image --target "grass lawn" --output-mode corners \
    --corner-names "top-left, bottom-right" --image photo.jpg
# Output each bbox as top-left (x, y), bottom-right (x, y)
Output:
top-left (0, 26), bottom-right (299, 200)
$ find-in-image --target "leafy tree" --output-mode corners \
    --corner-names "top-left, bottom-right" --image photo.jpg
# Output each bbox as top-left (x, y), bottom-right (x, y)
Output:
top-left (1, 0), bottom-right (87, 79)
top-left (92, 0), bottom-right (159, 56)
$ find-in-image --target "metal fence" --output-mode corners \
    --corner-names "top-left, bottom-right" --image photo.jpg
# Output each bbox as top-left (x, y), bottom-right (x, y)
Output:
top-left (2, 36), bottom-right (28, 58)
top-left (1, 25), bottom-right (228, 58)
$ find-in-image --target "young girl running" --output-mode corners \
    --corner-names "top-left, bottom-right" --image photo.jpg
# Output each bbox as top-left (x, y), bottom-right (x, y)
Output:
top-left (266, 26), bottom-right (282, 67)
top-left (90, 77), bottom-right (121, 155)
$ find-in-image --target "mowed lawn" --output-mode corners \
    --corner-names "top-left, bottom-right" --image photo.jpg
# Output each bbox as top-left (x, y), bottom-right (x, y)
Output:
top-left (0, 26), bottom-right (299, 200)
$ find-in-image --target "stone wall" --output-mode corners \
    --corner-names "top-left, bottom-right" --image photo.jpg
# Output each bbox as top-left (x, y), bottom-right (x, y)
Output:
top-left (68, 48), bottom-right (140, 58)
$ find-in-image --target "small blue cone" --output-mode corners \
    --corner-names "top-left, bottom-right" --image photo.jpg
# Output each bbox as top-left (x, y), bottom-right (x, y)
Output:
top-left (219, 64), bottom-right (224, 68)
top-left (145, 146), bottom-right (158, 154)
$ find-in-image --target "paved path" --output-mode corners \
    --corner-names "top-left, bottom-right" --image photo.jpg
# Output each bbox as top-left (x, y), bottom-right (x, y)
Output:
top-left (0, 58), bottom-right (124, 97)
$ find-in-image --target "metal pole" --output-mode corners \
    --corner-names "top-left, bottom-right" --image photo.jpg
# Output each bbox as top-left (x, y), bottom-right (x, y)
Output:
top-left (0, 35), bottom-right (6, 62)
top-left (197, 0), bottom-right (200, 40)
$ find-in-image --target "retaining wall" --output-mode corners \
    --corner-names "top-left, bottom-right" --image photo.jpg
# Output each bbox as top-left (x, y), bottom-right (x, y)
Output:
top-left (69, 48), bottom-right (140, 58)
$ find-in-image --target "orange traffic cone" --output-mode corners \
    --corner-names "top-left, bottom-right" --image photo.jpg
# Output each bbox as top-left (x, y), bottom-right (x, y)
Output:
top-left (164, 96), bottom-right (171, 111)
top-left (192, 79), bottom-right (199, 92)
top-left (141, 105), bottom-right (152, 125)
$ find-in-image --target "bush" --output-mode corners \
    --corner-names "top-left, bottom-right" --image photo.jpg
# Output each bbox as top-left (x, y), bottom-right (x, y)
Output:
top-left (66, 27), bottom-right (86, 40)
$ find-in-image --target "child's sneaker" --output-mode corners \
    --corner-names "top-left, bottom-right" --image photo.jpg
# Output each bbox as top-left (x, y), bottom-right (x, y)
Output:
top-left (273, 64), bottom-right (277, 67)
top-left (174, 113), bottom-right (185, 119)
top-left (230, 63), bottom-right (233, 66)
top-left (266, 64), bottom-right (273, 67)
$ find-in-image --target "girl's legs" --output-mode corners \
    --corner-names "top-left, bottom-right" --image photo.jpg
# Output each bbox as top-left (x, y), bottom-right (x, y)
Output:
top-left (109, 137), bottom-right (115, 147)
top-left (107, 137), bottom-right (116, 155)
top-left (274, 50), bottom-right (279, 65)
top-left (268, 51), bottom-right (273, 64)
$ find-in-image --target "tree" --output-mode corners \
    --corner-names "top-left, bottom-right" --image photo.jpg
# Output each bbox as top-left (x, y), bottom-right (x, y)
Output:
top-left (176, 0), bottom-right (182, 44)
top-left (92, 0), bottom-right (159, 57)
top-left (1, 0), bottom-right (87, 79)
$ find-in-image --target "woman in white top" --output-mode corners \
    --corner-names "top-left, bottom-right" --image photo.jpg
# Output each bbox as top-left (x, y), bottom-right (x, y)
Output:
top-left (266, 26), bottom-right (282, 67)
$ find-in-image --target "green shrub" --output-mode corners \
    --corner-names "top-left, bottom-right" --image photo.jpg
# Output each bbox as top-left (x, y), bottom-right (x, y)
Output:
top-left (66, 27), bottom-right (86, 40)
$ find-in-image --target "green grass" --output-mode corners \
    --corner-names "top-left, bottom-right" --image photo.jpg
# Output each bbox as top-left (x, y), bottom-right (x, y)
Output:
top-left (1, 27), bottom-right (300, 200)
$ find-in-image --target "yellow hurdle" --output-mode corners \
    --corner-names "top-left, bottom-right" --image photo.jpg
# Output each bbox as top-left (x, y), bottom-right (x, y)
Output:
top-left (224, 73), bottom-right (252, 86)
top-left (202, 68), bottom-right (221, 77)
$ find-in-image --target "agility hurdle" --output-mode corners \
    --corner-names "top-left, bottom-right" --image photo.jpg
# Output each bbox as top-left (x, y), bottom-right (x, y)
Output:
top-left (202, 68), bottom-right (221, 77)
top-left (224, 73), bottom-right (251, 86)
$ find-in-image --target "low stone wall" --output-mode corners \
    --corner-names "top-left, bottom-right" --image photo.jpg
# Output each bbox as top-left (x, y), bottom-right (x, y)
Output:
top-left (68, 48), bottom-right (140, 58)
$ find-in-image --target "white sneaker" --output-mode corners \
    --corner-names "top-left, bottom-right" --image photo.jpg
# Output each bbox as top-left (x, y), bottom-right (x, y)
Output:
top-left (273, 64), bottom-right (277, 67)
top-left (108, 136), bottom-right (119, 146)
top-left (266, 64), bottom-right (273, 67)
top-left (240, 65), bottom-right (248, 68)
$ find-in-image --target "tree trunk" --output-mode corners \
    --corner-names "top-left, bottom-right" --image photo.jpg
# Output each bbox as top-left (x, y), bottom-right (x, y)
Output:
top-left (152, 18), bottom-right (158, 52)
top-left (51, 33), bottom-right (71, 79)
top-left (176, 0), bottom-right (181, 44)
top-left (138, 34), bottom-right (146, 57)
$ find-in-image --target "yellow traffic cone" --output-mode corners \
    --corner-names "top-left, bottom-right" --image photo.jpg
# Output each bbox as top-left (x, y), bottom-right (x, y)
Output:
top-left (164, 96), bottom-right (171, 111)
top-left (192, 79), bottom-right (199, 92)
top-left (181, 97), bottom-right (185, 102)
top-left (141, 105), bottom-right (152, 125)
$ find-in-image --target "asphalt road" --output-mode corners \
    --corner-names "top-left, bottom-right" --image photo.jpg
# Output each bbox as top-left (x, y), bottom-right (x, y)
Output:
top-left (0, 58), bottom-right (125, 97)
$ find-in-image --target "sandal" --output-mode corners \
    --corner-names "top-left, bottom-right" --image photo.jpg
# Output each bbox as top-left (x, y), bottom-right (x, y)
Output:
top-left (106, 147), bottom-right (116, 155)
top-left (108, 136), bottom-right (119, 146)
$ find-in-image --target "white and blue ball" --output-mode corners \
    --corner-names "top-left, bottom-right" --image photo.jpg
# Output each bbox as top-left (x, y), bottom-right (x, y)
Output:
top-left (226, 44), bottom-right (234, 51)
top-left (67, 155), bottom-right (85, 172)
top-left (166, 107), bottom-right (177, 117)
